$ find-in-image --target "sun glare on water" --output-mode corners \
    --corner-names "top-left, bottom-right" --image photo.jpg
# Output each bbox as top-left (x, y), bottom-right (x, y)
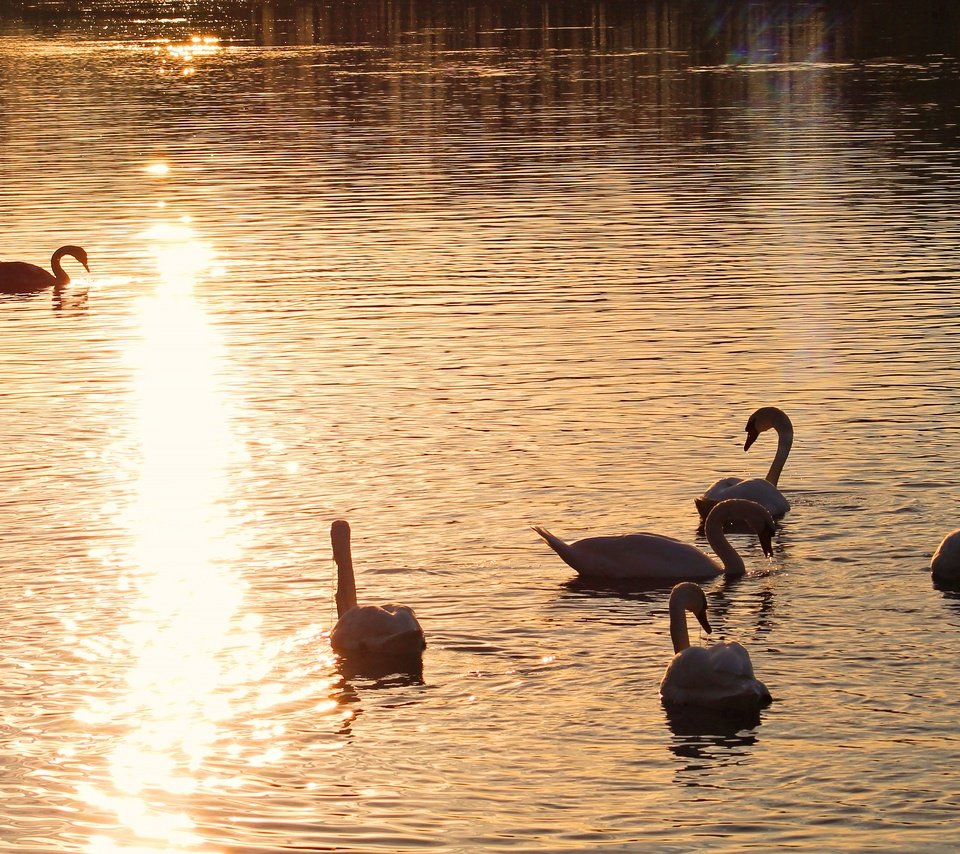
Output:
top-left (156, 34), bottom-right (222, 76)
top-left (75, 223), bottom-right (261, 852)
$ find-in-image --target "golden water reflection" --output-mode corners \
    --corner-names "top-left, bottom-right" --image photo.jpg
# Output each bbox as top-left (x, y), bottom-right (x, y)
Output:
top-left (156, 35), bottom-right (222, 76)
top-left (74, 222), bottom-right (342, 852)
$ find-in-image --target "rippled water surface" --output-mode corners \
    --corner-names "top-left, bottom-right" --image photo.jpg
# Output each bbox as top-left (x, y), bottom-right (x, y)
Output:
top-left (2, 1), bottom-right (960, 850)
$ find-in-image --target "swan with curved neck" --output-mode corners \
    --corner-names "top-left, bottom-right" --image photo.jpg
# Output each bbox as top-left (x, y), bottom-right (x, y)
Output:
top-left (0, 246), bottom-right (89, 293)
top-left (659, 581), bottom-right (771, 711)
top-left (931, 529), bottom-right (960, 588)
top-left (329, 520), bottom-right (425, 661)
top-left (532, 498), bottom-right (775, 583)
top-left (696, 406), bottom-right (793, 520)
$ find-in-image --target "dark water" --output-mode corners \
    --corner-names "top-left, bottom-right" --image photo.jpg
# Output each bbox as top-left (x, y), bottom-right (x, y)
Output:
top-left (1, 1), bottom-right (960, 851)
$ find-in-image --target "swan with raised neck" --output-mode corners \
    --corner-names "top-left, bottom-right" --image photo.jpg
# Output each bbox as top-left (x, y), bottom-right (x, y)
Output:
top-left (659, 581), bottom-right (771, 711)
top-left (667, 581), bottom-right (712, 654)
top-left (329, 520), bottom-right (425, 663)
top-left (696, 406), bottom-right (793, 520)
top-left (532, 498), bottom-right (775, 583)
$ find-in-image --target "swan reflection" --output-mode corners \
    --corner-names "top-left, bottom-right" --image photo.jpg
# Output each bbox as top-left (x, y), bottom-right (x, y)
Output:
top-left (665, 703), bottom-right (763, 740)
top-left (665, 704), bottom-right (763, 777)
top-left (337, 656), bottom-right (425, 685)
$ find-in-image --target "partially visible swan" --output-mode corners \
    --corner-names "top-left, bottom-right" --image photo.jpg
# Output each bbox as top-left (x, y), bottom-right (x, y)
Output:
top-left (696, 406), bottom-right (793, 520)
top-left (931, 529), bottom-right (960, 587)
top-left (532, 498), bottom-right (774, 584)
top-left (0, 246), bottom-right (89, 293)
top-left (329, 520), bottom-right (426, 662)
top-left (659, 581), bottom-right (771, 712)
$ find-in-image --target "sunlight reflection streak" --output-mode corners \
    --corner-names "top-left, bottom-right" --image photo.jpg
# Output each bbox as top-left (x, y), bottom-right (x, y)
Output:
top-left (79, 222), bottom-right (238, 852)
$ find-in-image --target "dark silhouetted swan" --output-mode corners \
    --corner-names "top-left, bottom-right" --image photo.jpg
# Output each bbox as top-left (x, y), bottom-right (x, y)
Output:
top-left (931, 530), bottom-right (960, 587)
top-left (0, 246), bottom-right (89, 293)
top-left (329, 520), bottom-right (426, 663)
top-left (532, 498), bottom-right (775, 584)
top-left (659, 581), bottom-right (771, 712)
top-left (696, 406), bottom-right (793, 520)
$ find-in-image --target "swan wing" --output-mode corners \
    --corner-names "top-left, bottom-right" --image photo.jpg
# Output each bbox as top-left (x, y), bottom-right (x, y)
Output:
top-left (660, 643), bottom-right (770, 711)
top-left (706, 641), bottom-right (757, 679)
top-left (701, 477), bottom-right (745, 502)
top-left (331, 604), bottom-right (426, 654)
top-left (698, 477), bottom-right (789, 518)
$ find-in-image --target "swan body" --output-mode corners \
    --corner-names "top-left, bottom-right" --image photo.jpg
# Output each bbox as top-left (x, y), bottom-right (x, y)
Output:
top-left (659, 582), bottom-right (771, 712)
top-left (532, 498), bottom-right (774, 583)
top-left (696, 406), bottom-right (793, 520)
top-left (0, 246), bottom-right (89, 293)
top-left (931, 529), bottom-right (960, 587)
top-left (329, 520), bottom-right (425, 661)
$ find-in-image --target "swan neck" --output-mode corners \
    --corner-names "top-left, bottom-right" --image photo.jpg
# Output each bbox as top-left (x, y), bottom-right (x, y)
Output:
top-left (331, 525), bottom-right (357, 617)
top-left (669, 599), bottom-right (691, 654)
top-left (765, 423), bottom-right (793, 486)
top-left (50, 249), bottom-right (70, 285)
top-left (704, 507), bottom-right (746, 576)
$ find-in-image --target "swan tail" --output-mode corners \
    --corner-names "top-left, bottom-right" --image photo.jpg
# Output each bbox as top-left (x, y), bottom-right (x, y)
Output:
top-left (531, 525), bottom-right (570, 558)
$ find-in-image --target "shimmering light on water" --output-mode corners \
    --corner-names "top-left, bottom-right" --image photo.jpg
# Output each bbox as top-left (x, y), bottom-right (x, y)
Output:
top-left (76, 223), bottom-right (235, 850)
top-left (0, 1), bottom-right (959, 851)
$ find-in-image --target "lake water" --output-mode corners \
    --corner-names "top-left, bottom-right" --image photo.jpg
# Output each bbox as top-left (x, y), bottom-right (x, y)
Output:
top-left (1, 1), bottom-right (960, 850)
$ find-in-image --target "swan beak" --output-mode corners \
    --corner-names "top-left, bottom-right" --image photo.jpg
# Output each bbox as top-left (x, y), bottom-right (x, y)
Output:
top-left (696, 610), bottom-right (712, 634)
top-left (744, 429), bottom-right (758, 452)
top-left (759, 527), bottom-right (774, 558)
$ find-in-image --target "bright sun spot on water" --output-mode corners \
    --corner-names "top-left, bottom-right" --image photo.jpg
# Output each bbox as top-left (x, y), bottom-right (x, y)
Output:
top-left (77, 221), bottom-right (242, 851)
top-left (141, 222), bottom-right (216, 296)
top-left (144, 162), bottom-right (170, 177)
top-left (72, 220), bottom-right (343, 852)
top-left (166, 35), bottom-right (221, 62)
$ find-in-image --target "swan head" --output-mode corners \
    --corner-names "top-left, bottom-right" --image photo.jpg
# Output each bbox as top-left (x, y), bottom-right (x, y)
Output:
top-left (670, 582), bottom-right (712, 634)
top-left (331, 518), bottom-right (350, 542)
top-left (737, 499), bottom-right (777, 557)
top-left (759, 526), bottom-right (774, 557)
top-left (744, 406), bottom-right (791, 451)
top-left (707, 499), bottom-right (776, 557)
top-left (56, 245), bottom-right (90, 273)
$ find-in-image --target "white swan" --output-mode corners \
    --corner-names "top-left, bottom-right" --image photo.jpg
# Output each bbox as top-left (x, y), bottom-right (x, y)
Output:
top-left (659, 581), bottom-right (771, 711)
top-left (329, 520), bottom-right (426, 661)
top-left (931, 529), bottom-right (960, 587)
top-left (532, 498), bottom-right (774, 583)
top-left (0, 245), bottom-right (89, 293)
top-left (696, 406), bottom-right (793, 520)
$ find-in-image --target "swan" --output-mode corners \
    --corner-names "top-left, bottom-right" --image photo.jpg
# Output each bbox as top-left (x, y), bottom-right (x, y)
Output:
top-left (931, 529), bottom-right (960, 587)
top-left (659, 581), bottom-right (771, 711)
top-left (0, 246), bottom-right (89, 293)
top-left (532, 498), bottom-right (775, 583)
top-left (329, 519), bottom-right (426, 662)
top-left (696, 406), bottom-right (793, 520)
